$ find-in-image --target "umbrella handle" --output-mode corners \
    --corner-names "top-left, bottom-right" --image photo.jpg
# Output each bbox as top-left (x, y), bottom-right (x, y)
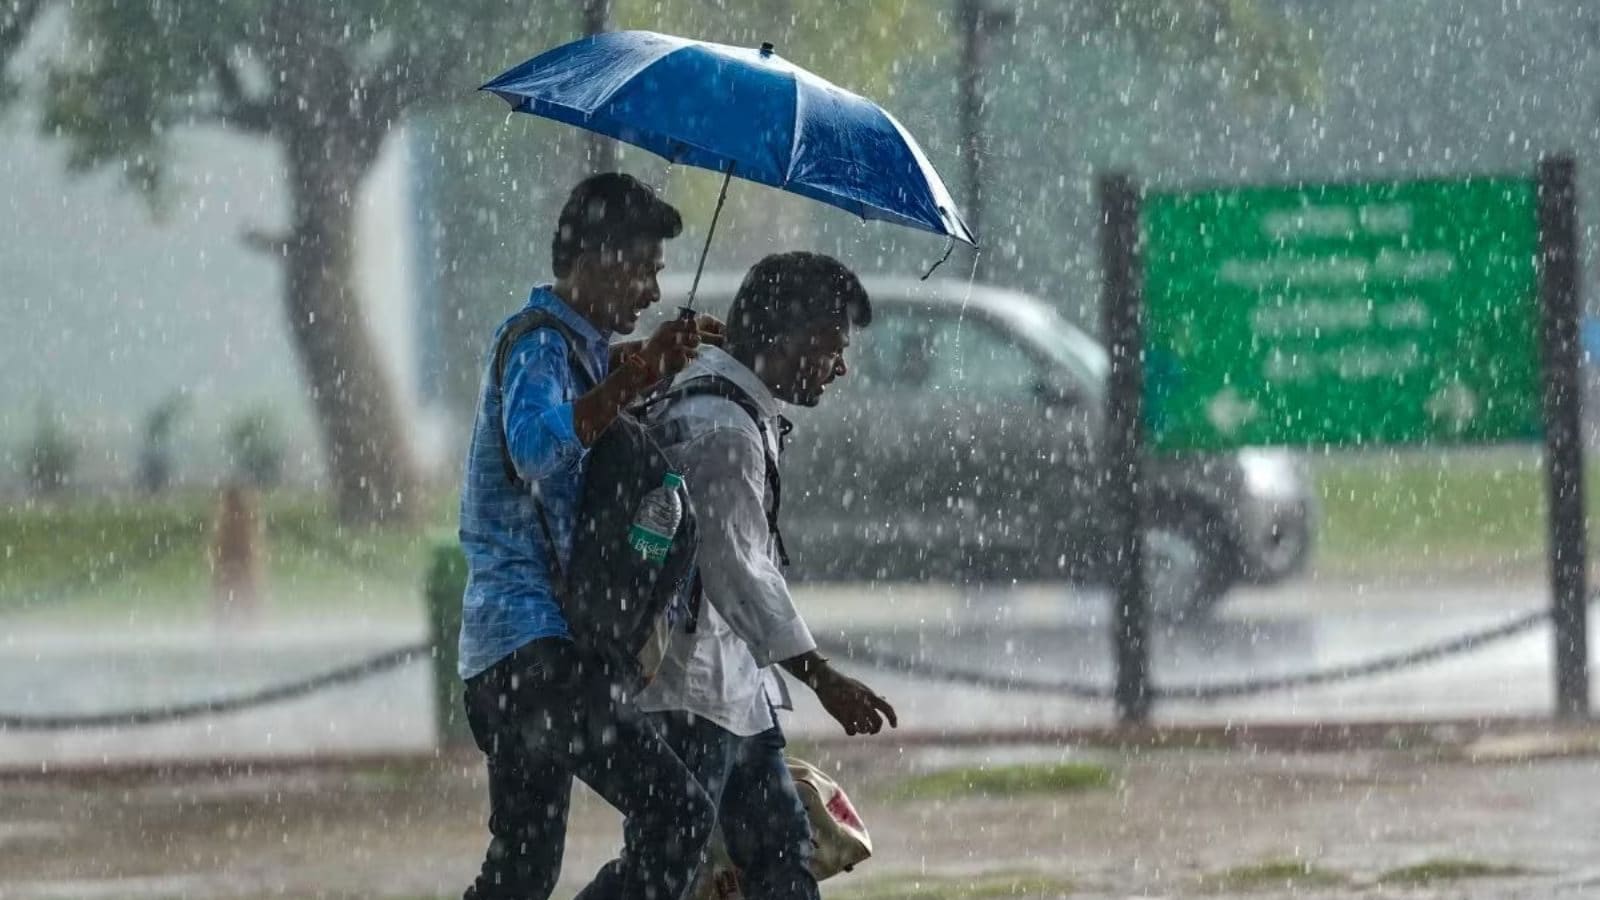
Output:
top-left (686, 163), bottom-right (735, 313)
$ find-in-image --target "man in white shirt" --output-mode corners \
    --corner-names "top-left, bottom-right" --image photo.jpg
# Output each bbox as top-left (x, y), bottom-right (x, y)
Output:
top-left (623, 252), bottom-right (897, 900)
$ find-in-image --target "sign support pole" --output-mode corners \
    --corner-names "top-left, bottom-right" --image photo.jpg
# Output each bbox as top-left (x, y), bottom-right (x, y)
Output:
top-left (1100, 172), bottom-right (1152, 725)
top-left (1537, 154), bottom-right (1589, 720)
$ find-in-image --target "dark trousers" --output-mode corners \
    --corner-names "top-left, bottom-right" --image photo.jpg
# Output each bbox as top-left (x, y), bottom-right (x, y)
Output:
top-left (586, 710), bottom-right (820, 900)
top-left (462, 638), bottom-right (714, 900)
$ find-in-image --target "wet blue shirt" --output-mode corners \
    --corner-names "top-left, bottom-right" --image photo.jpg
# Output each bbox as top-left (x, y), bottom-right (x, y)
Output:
top-left (457, 286), bottom-right (609, 679)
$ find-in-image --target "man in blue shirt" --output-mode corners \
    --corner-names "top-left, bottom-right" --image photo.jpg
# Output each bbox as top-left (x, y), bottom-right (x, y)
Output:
top-left (458, 173), bottom-right (718, 900)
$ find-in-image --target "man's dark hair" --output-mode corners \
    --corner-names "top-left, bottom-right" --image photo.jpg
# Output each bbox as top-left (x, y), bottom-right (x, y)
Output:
top-left (725, 252), bottom-right (871, 352)
top-left (551, 172), bottom-right (683, 278)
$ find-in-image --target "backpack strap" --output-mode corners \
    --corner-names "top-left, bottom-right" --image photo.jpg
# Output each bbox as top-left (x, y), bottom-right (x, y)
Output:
top-left (490, 308), bottom-right (597, 487)
top-left (650, 375), bottom-right (790, 567)
top-left (489, 308), bottom-right (599, 600)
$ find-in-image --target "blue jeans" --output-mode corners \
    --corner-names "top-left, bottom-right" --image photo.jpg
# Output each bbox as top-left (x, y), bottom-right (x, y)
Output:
top-left (462, 638), bottom-right (714, 900)
top-left (588, 710), bottom-right (820, 900)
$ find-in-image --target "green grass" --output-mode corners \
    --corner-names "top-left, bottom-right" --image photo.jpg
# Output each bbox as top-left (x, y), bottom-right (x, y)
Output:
top-left (1376, 858), bottom-right (1532, 885)
top-left (828, 872), bottom-right (1076, 900)
top-left (4, 447), bottom-right (1591, 623)
top-left (0, 489), bottom-right (452, 622)
top-left (893, 762), bottom-right (1115, 800)
top-left (1309, 449), bottom-right (1600, 575)
top-left (1198, 859), bottom-right (1346, 892)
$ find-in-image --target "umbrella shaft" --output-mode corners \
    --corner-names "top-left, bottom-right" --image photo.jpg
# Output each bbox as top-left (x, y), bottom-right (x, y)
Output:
top-left (687, 165), bottom-right (734, 311)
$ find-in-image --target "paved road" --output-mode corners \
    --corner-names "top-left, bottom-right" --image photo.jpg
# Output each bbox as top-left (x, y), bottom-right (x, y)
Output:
top-left (0, 574), bottom-right (1592, 767)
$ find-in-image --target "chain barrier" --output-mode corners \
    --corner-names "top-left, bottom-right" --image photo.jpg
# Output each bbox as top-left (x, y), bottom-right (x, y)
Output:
top-left (817, 598), bottom-right (1581, 703)
top-left (1157, 607), bottom-right (1550, 701)
top-left (814, 634), bottom-right (1117, 700)
top-left (0, 596), bottom-right (1587, 731)
top-left (0, 641), bottom-right (430, 731)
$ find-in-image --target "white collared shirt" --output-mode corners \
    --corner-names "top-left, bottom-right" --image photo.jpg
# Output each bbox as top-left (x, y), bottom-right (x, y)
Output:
top-left (633, 347), bottom-right (816, 736)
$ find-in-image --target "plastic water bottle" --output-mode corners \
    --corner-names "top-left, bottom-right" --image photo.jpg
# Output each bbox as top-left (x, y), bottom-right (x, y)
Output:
top-left (629, 472), bottom-right (685, 565)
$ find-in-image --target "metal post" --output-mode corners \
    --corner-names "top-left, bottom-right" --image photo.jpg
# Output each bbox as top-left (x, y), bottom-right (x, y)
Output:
top-left (1537, 154), bottom-right (1589, 719)
top-left (426, 544), bottom-right (473, 747)
top-left (1099, 172), bottom-right (1151, 724)
top-left (956, 0), bottom-right (1012, 282)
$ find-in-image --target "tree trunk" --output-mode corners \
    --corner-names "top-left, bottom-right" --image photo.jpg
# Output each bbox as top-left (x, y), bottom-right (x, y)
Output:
top-left (281, 125), bottom-right (419, 525)
top-left (0, 0), bottom-right (45, 71)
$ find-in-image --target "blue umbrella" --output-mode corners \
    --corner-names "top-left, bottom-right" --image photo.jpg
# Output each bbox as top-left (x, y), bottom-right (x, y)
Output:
top-left (482, 30), bottom-right (976, 305)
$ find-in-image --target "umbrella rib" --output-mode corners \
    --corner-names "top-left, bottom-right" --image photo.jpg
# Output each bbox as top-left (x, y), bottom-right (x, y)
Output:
top-left (783, 66), bottom-right (804, 186)
top-left (583, 43), bottom-right (684, 123)
top-left (880, 109), bottom-right (977, 245)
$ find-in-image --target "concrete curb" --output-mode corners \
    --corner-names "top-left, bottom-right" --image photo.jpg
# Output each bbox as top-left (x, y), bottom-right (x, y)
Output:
top-left (797, 715), bottom-right (1588, 754)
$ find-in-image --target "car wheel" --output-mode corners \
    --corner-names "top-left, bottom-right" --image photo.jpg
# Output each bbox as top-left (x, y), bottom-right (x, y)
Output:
top-left (1240, 504), bottom-right (1314, 585)
top-left (1144, 507), bottom-right (1237, 623)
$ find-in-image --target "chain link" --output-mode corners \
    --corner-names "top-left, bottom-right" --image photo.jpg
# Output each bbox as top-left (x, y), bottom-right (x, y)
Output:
top-left (1, 597), bottom-right (1586, 731)
top-left (0, 642), bottom-right (430, 731)
top-left (817, 599), bottom-right (1578, 703)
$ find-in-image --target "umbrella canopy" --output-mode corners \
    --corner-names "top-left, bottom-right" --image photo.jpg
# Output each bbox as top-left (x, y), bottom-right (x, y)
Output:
top-left (481, 30), bottom-right (976, 247)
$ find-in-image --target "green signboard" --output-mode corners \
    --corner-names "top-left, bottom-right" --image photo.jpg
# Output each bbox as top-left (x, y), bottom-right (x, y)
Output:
top-left (1143, 176), bottom-right (1543, 451)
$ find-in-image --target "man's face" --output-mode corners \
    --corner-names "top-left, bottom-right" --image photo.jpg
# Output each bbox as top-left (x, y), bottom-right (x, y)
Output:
top-left (774, 320), bottom-right (850, 408)
top-left (577, 238), bottom-right (665, 334)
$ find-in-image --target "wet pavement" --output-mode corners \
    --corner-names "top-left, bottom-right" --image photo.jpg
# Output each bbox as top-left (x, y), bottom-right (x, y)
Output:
top-left (1, 575), bottom-right (1595, 768)
top-left (3, 575), bottom-right (1600, 898)
top-left (3, 739), bottom-right (1599, 898)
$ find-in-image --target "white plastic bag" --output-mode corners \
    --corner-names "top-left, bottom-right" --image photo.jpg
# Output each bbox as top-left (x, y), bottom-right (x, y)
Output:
top-left (691, 757), bottom-right (872, 900)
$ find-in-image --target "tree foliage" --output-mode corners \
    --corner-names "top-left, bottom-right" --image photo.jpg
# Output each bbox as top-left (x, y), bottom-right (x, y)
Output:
top-left (28, 1), bottom-right (552, 522)
top-left (13, 0), bottom-right (1321, 511)
top-left (0, 0), bottom-right (46, 102)
top-left (1079, 0), bottom-right (1319, 102)
top-left (37, 2), bottom-right (536, 200)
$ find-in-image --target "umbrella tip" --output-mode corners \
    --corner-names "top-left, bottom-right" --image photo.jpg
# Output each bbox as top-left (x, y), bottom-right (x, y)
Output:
top-left (760, 41), bottom-right (775, 57)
